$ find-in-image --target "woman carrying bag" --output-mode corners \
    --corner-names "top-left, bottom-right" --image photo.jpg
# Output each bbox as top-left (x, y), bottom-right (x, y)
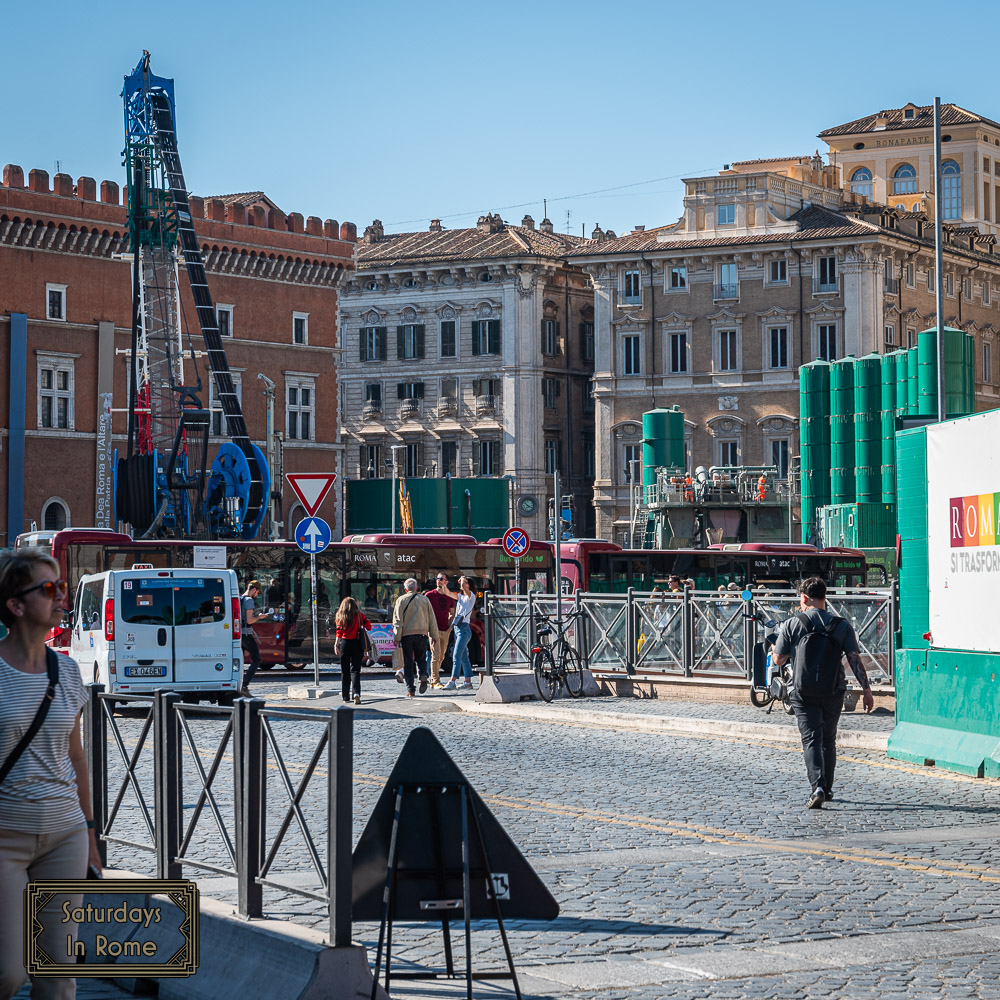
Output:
top-left (0, 548), bottom-right (101, 1000)
top-left (443, 576), bottom-right (477, 690)
top-left (334, 597), bottom-right (372, 705)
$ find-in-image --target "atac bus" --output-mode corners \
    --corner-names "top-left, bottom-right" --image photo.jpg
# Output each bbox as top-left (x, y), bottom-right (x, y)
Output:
top-left (16, 529), bottom-right (553, 669)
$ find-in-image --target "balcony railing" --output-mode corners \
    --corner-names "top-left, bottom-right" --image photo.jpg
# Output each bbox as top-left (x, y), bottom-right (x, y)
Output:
top-left (437, 398), bottom-right (458, 418)
top-left (475, 395), bottom-right (499, 416)
top-left (398, 399), bottom-right (420, 419)
top-left (884, 277), bottom-right (899, 295)
top-left (713, 283), bottom-right (739, 300)
top-left (361, 402), bottom-right (382, 421)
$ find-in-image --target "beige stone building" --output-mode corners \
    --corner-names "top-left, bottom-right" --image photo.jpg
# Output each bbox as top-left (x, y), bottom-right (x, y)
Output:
top-left (338, 215), bottom-right (596, 538)
top-left (570, 105), bottom-right (1000, 542)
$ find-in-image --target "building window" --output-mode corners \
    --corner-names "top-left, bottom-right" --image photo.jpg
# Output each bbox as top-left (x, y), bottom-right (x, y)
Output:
top-left (396, 381), bottom-right (425, 400)
top-left (622, 443), bottom-right (641, 484)
top-left (942, 160), bottom-right (961, 220)
top-left (292, 312), bottom-right (308, 345)
top-left (963, 276), bottom-right (972, 301)
top-left (884, 260), bottom-right (898, 294)
top-left (926, 266), bottom-right (934, 291)
top-left (946, 273), bottom-right (954, 297)
top-left (403, 443), bottom-right (419, 478)
top-left (984, 342), bottom-right (993, 384)
top-left (360, 326), bottom-right (387, 361)
top-left (474, 378), bottom-right (500, 397)
top-left (583, 380), bottom-right (595, 413)
top-left (542, 377), bottom-right (560, 410)
top-left (583, 435), bottom-right (595, 477)
top-left (397, 324), bottom-right (425, 360)
top-left (883, 325), bottom-right (895, 349)
top-left (907, 328), bottom-right (917, 348)
top-left (669, 266), bottom-right (687, 290)
top-left (362, 444), bottom-right (382, 478)
top-left (45, 283), bottom-right (66, 321)
top-left (542, 319), bottom-right (560, 355)
top-left (209, 373), bottom-right (242, 436)
top-left (440, 320), bottom-right (456, 358)
top-left (477, 439), bottom-right (500, 476)
top-left (37, 356), bottom-right (74, 429)
top-left (717, 204), bottom-right (736, 226)
top-left (718, 329), bottom-right (738, 371)
top-left (905, 263), bottom-right (915, 288)
top-left (42, 498), bottom-right (69, 531)
top-left (770, 439), bottom-right (790, 480)
top-left (850, 167), bottom-right (873, 199)
top-left (364, 382), bottom-right (382, 408)
top-left (544, 438), bottom-right (561, 475)
top-left (471, 320), bottom-right (501, 355)
top-left (217, 304), bottom-right (234, 338)
top-left (669, 332), bottom-right (688, 374)
top-left (622, 269), bottom-right (641, 304)
top-left (817, 256), bottom-right (837, 292)
top-left (623, 334), bottom-right (641, 375)
top-left (718, 440), bottom-right (739, 467)
top-left (892, 163), bottom-right (917, 194)
top-left (285, 378), bottom-right (314, 441)
top-left (581, 322), bottom-right (595, 362)
top-left (768, 327), bottom-right (789, 369)
top-left (442, 441), bottom-right (457, 477)
top-left (818, 325), bottom-right (837, 361)
top-left (768, 259), bottom-right (787, 284)
top-left (716, 262), bottom-right (738, 299)
top-left (984, 282), bottom-right (992, 307)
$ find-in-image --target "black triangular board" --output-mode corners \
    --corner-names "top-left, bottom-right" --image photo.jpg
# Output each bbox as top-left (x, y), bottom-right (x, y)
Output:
top-left (352, 726), bottom-right (559, 921)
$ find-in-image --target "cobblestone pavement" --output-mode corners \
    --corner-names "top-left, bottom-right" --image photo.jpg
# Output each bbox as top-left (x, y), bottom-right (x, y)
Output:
top-left (93, 680), bottom-right (1000, 998)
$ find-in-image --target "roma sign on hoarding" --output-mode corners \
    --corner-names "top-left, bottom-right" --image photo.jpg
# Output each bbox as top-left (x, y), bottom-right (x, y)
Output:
top-left (927, 409), bottom-right (1000, 654)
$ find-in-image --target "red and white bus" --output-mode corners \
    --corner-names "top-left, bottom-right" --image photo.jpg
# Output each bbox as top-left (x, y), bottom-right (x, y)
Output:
top-left (16, 529), bottom-right (553, 669)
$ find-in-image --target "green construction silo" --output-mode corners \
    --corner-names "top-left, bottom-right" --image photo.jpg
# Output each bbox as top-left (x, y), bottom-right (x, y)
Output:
top-left (642, 405), bottom-right (685, 487)
top-left (799, 360), bottom-right (831, 544)
top-left (941, 327), bottom-right (973, 418)
top-left (880, 353), bottom-right (898, 503)
top-left (894, 349), bottom-right (910, 419)
top-left (917, 329), bottom-right (938, 417)
top-left (829, 356), bottom-right (856, 505)
top-left (906, 346), bottom-right (919, 415)
top-left (853, 353), bottom-right (881, 503)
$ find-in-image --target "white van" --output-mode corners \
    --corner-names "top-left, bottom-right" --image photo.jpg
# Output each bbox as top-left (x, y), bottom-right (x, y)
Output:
top-left (70, 567), bottom-right (243, 705)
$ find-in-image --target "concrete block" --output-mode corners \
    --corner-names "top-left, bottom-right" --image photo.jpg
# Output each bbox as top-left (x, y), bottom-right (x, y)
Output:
top-left (475, 670), bottom-right (601, 703)
top-left (287, 686), bottom-right (338, 700)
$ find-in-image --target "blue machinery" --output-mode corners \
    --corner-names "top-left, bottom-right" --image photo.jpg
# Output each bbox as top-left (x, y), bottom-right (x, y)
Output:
top-left (114, 52), bottom-right (269, 539)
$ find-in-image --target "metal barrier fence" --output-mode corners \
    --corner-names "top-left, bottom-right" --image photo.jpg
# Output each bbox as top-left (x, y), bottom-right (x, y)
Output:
top-left (84, 687), bottom-right (353, 946)
top-left (484, 587), bottom-right (895, 683)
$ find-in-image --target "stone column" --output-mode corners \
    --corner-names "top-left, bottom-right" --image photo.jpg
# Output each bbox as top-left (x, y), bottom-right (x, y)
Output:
top-left (841, 246), bottom-right (885, 356)
top-left (588, 265), bottom-right (616, 539)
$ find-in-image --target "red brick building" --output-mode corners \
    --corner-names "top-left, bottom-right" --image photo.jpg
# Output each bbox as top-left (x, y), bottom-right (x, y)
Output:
top-left (0, 164), bottom-right (356, 543)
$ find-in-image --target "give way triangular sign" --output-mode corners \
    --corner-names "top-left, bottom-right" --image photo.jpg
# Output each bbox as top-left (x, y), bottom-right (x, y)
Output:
top-left (285, 472), bottom-right (337, 517)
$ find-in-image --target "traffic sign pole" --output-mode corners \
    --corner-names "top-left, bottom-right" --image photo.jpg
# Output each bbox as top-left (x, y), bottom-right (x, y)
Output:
top-left (310, 552), bottom-right (319, 686)
top-left (515, 556), bottom-right (520, 595)
top-left (294, 515), bottom-right (333, 686)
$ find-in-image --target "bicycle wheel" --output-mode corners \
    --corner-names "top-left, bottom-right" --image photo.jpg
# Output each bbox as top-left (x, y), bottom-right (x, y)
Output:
top-left (532, 647), bottom-right (558, 702)
top-left (562, 644), bottom-right (585, 698)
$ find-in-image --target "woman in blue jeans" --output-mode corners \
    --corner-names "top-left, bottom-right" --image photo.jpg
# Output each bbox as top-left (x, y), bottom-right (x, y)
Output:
top-left (444, 577), bottom-right (476, 689)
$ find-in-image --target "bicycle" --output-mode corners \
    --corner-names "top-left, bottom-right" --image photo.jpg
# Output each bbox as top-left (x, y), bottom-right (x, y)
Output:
top-left (530, 610), bottom-right (585, 702)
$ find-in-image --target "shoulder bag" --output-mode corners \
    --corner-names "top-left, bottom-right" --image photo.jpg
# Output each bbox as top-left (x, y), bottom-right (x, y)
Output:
top-left (0, 647), bottom-right (60, 789)
top-left (391, 595), bottom-right (419, 672)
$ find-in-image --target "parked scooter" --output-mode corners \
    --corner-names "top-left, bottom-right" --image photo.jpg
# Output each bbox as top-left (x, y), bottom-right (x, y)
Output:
top-left (749, 620), bottom-right (794, 714)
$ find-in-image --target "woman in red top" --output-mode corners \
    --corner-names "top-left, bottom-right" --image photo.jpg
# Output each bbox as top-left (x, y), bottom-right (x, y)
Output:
top-left (335, 597), bottom-right (372, 704)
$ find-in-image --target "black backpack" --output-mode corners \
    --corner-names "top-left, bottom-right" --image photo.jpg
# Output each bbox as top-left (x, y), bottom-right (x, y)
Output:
top-left (791, 612), bottom-right (846, 699)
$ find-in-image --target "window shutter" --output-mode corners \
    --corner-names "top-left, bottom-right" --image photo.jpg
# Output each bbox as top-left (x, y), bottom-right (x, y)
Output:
top-left (397, 383), bottom-right (405, 399)
top-left (472, 443), bottom-right (481, 476)
top-left (416, 382), bottom-right (425, 399)
top-left (473, 378), bottom-right (481, 395)
top-left (471, 321), bottom-right (481, 356)
top-left (541, 320), bottom-right (547, 354)
top-left (555, 322), bottom-right (561, 352)
top-left (557, 380), bottom-right (561, 396)
top-left (397, 325), bottom-right (405, 358)
top-left (378, 327), bottom-right (387, 360)
top-left (359, 329), bottom-right (366, 362)
top-left (489, 320), bottom-right (500, 354)
top-left (415, 324), bottom-right (425, 358)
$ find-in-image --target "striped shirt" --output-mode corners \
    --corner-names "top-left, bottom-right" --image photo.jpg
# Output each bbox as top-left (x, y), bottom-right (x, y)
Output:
top-left (0, 653), bottom-right (88, 834)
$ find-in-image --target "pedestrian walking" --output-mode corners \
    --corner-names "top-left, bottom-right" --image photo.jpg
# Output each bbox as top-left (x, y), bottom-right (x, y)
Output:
top-left (443, 577), bottom-right (477, 690)
top-left (0, 547), bottom-right (101, 1000)
top-left (334, 597), bottom-right (372, 705)
top-left (239, 580), bottom-right (272, 696)
top-left (392, 579), bottom-right (439, 698)
top-left (771, 576), bottom-right (874, 809)
top-left (425, 574), bottom-right (457, 689)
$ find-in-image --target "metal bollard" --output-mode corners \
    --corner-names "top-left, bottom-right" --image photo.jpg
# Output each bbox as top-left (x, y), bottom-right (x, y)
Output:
top-left (328, 706), bottom-right (353, 947)
top-left (84, 684), bottom-right (108, 867)
top-left (681, 587), bottom-right (693, 677)
top-left (153, 691), bottom-right (182, 880)
top-left (233, 697), bottom-right (265, 918)
top-left (743, 596), bottom-right (757, 680)
top-left (626, 588), bottom-right (636, 676)
top-left (484, 598), bottom-right (495, 676)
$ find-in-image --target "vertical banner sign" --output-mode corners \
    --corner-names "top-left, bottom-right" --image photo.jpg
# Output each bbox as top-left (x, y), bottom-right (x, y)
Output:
top-left (95, 393), bottom-right (114, 528)
top-left (926, 410), bottom-right (1000, 654)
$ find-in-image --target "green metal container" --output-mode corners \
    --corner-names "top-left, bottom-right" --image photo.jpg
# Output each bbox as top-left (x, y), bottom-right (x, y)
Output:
top-left (894, 349), bottom-right (910, 418)
top-left (642, 406), bottom-right (685, 488)
top-left (880, 353), bottom-right (898, 503)
top-left (799, 361), bottom-right (831, 544)
top-left (853, 354), bottom-right (881, 502)
top-left (907, 347), bottom-right (919, 415)
top-left (829, 356), bottom-right (856, 505)
top-left (917, 329), bottom-right (938, 416)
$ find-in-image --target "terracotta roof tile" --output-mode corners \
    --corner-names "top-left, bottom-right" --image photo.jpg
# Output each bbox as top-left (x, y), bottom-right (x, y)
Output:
top-left (819, 103), bottom-right (1000, 137)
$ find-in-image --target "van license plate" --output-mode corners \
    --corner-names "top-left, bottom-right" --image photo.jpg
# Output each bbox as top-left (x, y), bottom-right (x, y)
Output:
top-left (125, 666), bottom-right (167, 677)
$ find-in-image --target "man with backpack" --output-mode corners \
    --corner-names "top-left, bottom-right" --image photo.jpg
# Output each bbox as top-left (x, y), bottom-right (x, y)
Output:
top-left (771, 577), bottom-right (874, 809)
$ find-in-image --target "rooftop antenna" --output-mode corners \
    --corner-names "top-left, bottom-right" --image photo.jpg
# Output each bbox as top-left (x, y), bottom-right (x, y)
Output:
top-left (565, 209), bottom-right (572, 233)
top-left (543, 198), bottom-right (547, 219)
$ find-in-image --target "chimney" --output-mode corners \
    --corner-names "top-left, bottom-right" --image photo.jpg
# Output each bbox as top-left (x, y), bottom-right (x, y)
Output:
top-left (363, 219), bottom-right (384, 244)
top-left (429, 219), bottom-right (442, 232)
top-left (539, 217), bottom-right (554, 233)
top-left (521, 214), bottom-right (535, 230)
top-left (633, 225), bottom-right (645, 233)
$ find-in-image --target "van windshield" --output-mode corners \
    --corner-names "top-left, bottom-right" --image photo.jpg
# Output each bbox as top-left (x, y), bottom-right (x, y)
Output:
top-left (120, 577), bottom-right (228, 627)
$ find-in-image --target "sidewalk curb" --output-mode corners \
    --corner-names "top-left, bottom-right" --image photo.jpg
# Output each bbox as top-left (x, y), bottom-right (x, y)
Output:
top-left (457, 701), bottom-right (890, 752)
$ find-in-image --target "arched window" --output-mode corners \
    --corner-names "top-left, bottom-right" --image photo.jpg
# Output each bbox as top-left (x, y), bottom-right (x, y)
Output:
top-left (850, 167), bottom-right (873, 199)
top-left (42, 498), bottom-right (68, 531)
top-left (942, 160), bottom-right (961, 220)
top-left (893, 163), bottom-right (917, 194)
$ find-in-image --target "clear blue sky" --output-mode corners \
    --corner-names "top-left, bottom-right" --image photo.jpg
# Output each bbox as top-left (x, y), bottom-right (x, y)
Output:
top-left (2, 0), bottom-right (997, 238)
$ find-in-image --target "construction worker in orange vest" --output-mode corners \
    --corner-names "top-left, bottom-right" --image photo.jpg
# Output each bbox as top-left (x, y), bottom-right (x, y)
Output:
top-left (757, 474), bottom-right (767, 501)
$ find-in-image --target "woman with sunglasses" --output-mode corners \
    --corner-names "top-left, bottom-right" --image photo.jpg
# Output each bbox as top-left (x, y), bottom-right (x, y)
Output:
top-left (0, 548), bottom-right (100, 1000)
top-left (443, 577), bottom-right (476, 690)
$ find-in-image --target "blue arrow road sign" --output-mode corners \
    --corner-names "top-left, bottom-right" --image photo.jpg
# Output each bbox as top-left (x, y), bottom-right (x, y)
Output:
top-left (295, 516), bottom-right (332, 554)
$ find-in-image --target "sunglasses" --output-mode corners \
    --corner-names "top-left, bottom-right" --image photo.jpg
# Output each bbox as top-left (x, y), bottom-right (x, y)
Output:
top-left (17, 579), bottom-right (68, 600)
